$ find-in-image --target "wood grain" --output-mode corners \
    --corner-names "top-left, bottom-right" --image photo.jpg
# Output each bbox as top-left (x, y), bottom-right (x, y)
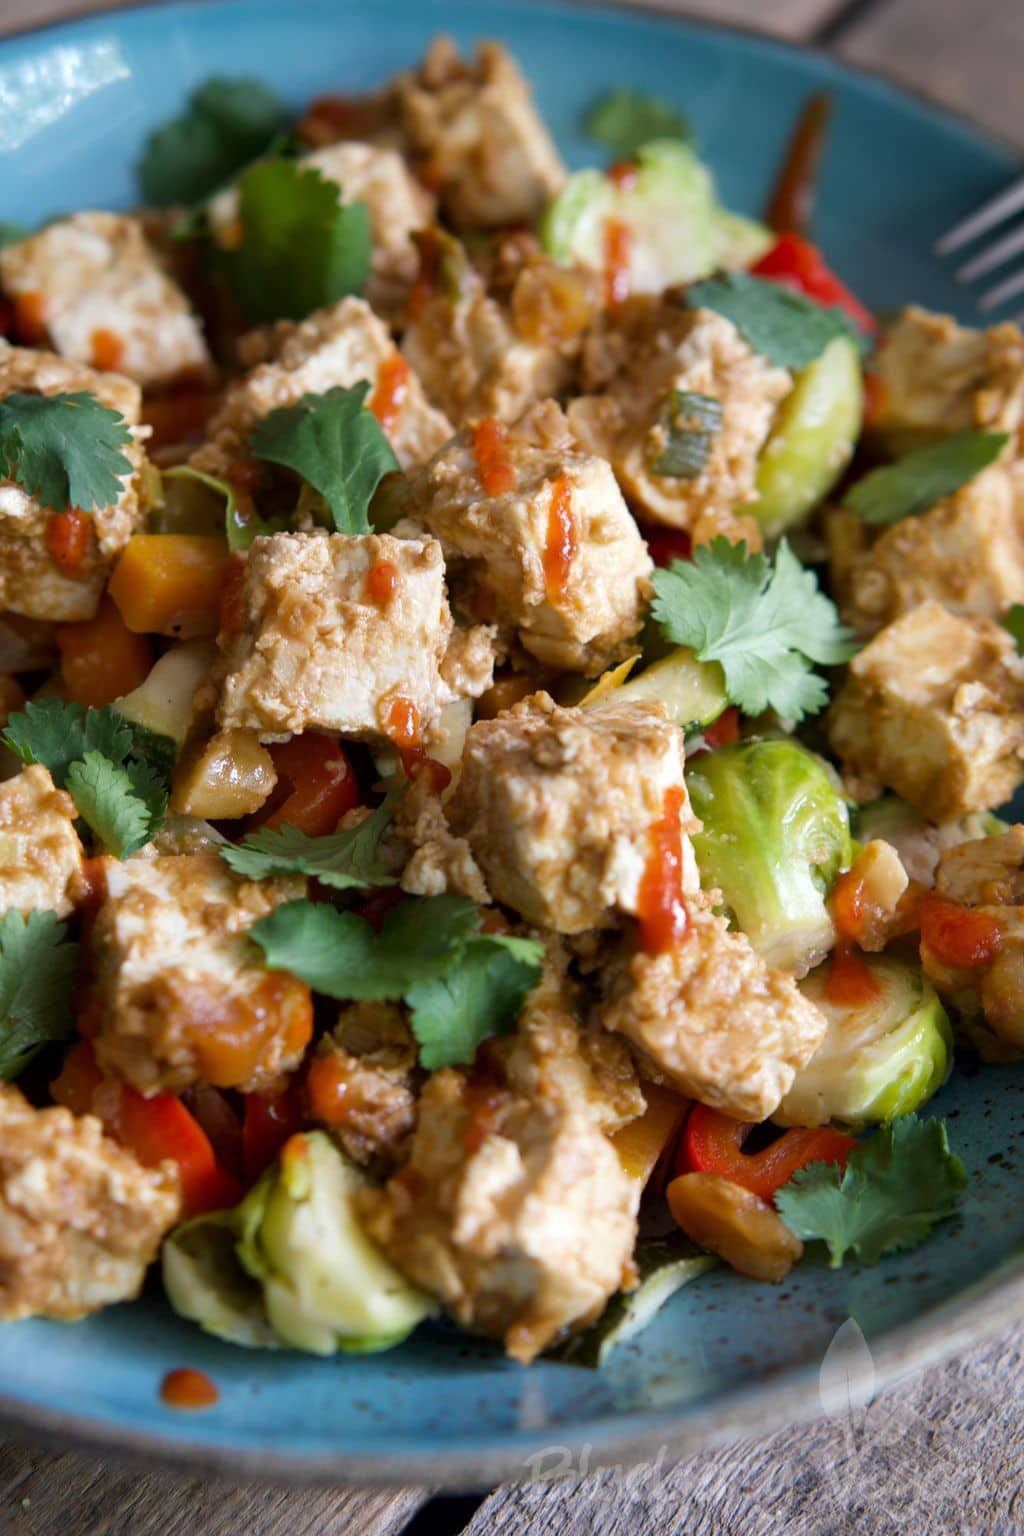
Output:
top-left (0, 1442), bottom-right (428, 1536)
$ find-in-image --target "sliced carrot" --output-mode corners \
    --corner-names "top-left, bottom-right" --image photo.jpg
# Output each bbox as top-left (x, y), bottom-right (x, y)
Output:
top-left (108, 534), bottom-right (229, 638)
top-left (56, 596), bottom-right (152, 707)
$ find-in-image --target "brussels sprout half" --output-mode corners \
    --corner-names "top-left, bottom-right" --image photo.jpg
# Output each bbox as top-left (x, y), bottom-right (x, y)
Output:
top-left (686, 738), bottom-right (853, 977)
top-left (163, 1133), bottom-right (435, 1355)
top-left (748, 335), bottom-right (864, 539)
top-left (776, 955), bottom-right (953, 1129)
top-left (539, 140), bottom-right (771, 293)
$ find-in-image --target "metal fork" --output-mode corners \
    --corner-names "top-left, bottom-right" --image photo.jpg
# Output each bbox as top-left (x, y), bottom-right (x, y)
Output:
top-left (936, 175), bottom-right (1024, 316)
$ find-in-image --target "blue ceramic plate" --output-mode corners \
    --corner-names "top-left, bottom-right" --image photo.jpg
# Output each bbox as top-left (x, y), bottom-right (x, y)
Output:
top-left (2, 0), bottom-right (1023, 1488)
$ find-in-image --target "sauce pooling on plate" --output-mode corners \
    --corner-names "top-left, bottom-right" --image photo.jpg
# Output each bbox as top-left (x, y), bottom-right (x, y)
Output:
top-left (160, 1368), bottom-right (220, 1411)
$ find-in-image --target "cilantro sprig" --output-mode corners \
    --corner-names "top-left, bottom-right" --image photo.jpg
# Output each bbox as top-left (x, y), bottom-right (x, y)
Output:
top-left (250, 383), bottom-right (399, 535)
top-left (653, 390), bottom-right (723, 479)
top-left (221, 793), bottom-right (397, 890)
top-left (584, 88), bottom-right (692, 159)
top-left (0, 392), bottom-right (133, 514)
top-left (0, 911), bottom-right (78, 1081)
top-left (775, 1116), bottom-right (965, 1268)
top-left (842, 429), bottom-right (1009, 526)
top-left (1004, 603), bottom-right (1024, 655)
top-left (138, 76), bottom-right (292, 207)
top-left (2, 701), bottom-right (173, 859)
top-left (650, 537), bottom-right (856, 721)
top-left (250, 893), bottom-right (544, 1070)
top-left (687, 272), bottom-right (859, 370)
top-left (215, 158), bottom-right (371, 324)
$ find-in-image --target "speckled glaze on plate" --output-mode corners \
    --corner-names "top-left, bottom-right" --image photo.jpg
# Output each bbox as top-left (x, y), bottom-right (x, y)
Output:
top-left (1, 0), bottom-right (1023, 1488)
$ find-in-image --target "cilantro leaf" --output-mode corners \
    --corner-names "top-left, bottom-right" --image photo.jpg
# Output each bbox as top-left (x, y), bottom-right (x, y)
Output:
top-left (216, 159), bottom-right (371, 324)
top-left (2, 700), bottom-right (130, 787)
top-left (66, 753), bottom-right (154, 859)
top-left (407, 934), bottom-right (545, 1070)
top-left (0, 222), bottom-right (28, 250)
top-left (1004, 603), bottom-right (1024, 655)
top-left (250, 893), bottom-right (482, 1001)
top-left (221, 794), bottom-right (398, 890)
top-left (250, 384), bottom-right (398, 535)
top-left (0, 910), bottom-right (78, 1080)
top-left (584, 88), bottom-right (691, 158)
top-left (775, 1116), bottom-right (966, 1268)
top-left (653, 390), bottom-right (723, 478)
top-left (842, 430), bottom-right (1009, 526)
top-left (138, 76), bottom-right (291, 207)
top-left (0, 392), bottom-right (133, 514)
top-left (687, 272), bottom-right (858, 370)
top-left (650, 537), bottom-right (856, 720)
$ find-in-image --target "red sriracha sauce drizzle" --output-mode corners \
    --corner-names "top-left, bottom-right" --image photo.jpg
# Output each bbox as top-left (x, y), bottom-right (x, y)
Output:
top-left (369, 354), bottom-right (410, 434)
top-left (637, 786), bottom-right (689, 955)
top-left (382, 695), bottom-right (451, 793)
top-left (825, 868), bottom-right (880, 1006)
top-left (160, 1368), bottom-right (219, 1412)
top-left (603, 219), bottom-right (632, 310)
top-left (920, 894), bottom-right (1003, 970)
top-left (471, 418), bottom-right (516, 496)
top-left (607, 161), bottom-right (638, 191)
top-left (366, 557), bottom-right (400, 607)
top-left (543, 473), bottom-right (577, 601)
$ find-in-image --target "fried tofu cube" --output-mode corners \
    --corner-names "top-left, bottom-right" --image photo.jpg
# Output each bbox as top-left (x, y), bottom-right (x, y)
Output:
top-left (393, 37), bottom-right (566, 229)
top-left (394, 401), bottom-right (652, 673)
top-left (828, 601), bottom-right (1024, 820)
top-left (447, 693), bottom-right (697, 933)
top-left (0, 213), bottom-right (209, 389)
top-left (569, 307), bottom-right (792, 546)
top-left (872, 305), bottom-right (1024, 450)
top-left (91, 852), bottom-right (311, 1096)
top-left (827, 465), bottom-right (1024, 638)
top-left (360, 988), bottom-right (639, 1362)
top-left (596, 901), bottom-right (828, 1122)
top-left (0, 346), bottom-right (146, 620)
top-left (0, 766), bottom-right (84, 919)
top-left (0, 1083), bottom-right (181, 1321)
top-left (216, 531), bottom-right (463, 742)
top-left (190, 297), bottom-right (452, 478)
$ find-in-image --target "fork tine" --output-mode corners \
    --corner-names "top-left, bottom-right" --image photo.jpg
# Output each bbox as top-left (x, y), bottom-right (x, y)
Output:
top-left (957, 222), bottom-right (1024, 282)
top-left (978, 266), bottom-right (1024, 311)
top-left (935, 175), bottom-right (1024, 255)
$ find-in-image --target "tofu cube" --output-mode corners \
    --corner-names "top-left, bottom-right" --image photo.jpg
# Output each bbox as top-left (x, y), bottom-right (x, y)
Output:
top-left (393, 38), bottom-right (566, 229)
top-left (447, 692), bottom-right (697, 933)
top-left (569, 307), bottom-right (792, 546)
top-left (0, 1083), bottom-right (181, 1321)
top-left (872, 304), bottom-right (1024, 449)
top-left (0, 213), bottom-right (209, 389)
top-left (190, 296), bottom-right (452, 478)
top-left (0, 765), bottom-right (84, 919)
top-left (91, 852), bottom-right (310, 1095)
top-left (216, 531), bottom-right (458, 742)
top-left (828, 464), bottom-right (1024, 638)
top-left (395, 401), bottom-right (652, 674)
top-left (596, 901), bottom-right (828, 1122)
top-left (0, 346), bottom-right (146, 620)
top-left (828, 601), bottom-right (1024, 820)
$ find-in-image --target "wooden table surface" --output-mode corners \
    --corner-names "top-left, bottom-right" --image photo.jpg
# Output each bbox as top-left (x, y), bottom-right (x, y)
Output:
top-left (2, 0), bottom-right (1023, 1531)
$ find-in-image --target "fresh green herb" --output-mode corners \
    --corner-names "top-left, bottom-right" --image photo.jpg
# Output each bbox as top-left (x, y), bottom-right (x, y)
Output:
top-left (137, 76), bottom-right (291, 207)
top-left (0, 392), bottom-right (133, 514)
top-left (163, 465), bottom-right (286, 551)
top-left (0, 222), bottom-right (28, 250)
top-left (775, 1115), bottom-right (965, 1268)
top-left (250, 383), bottom-right (399, 535)
top-left (0, 911), bottom-right (78, 1080)
top-left (220, 794), bottom-right (398, 890)
top-left (687, 271), bottom-right (859, 370)
top-left (650, 536), bottom-right (856, 721)
top-left (406, 934), bottom-right (544, 1071)
top-left (2, 700), bottom-right (174, 858)
top-left (842, 429), bottom-right (1009, 526)
top-left (1004, 603), bottom-right (1024, 655)
top-left (653, 390), bottom-right (723, 478)
top-left (584, 88), bottom-right (691, 159)
top-left (250, 894), bottom-right (544, 1070)
top-left (215, 159), bottom-right (371, 324)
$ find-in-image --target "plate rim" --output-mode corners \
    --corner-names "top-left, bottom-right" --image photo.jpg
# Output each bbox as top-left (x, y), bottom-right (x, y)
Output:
top-left (1, 0), bottom-right (1022, 1487)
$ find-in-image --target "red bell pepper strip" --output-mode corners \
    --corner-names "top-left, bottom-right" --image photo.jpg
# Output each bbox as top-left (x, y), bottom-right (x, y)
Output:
top-left (676, 1102), bottom-right (856, 1200)
top-left (700, 707), bottom-right (740, 751)
top-left (751, 233), bottom-right (876, 336)
top-left (242, 1084), bottom-right (306, 1181)
top-left (252, 734), bottom-right (361, 837)
top-left (640, 525), bottom-right (692, 569)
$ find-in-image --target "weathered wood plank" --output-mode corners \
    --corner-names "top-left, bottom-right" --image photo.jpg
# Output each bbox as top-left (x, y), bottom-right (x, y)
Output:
top-left (838, 0), bottom-right (1024, 145)
top-left (463, 1325), bottom-right (1024, 1536)
top-left (0, 1442), bottom-right (429, 1536)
